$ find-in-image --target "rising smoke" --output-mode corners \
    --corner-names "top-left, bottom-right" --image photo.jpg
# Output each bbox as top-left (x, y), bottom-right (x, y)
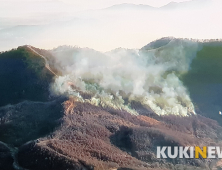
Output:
top-left (50, 39), bottom-right (200, 116)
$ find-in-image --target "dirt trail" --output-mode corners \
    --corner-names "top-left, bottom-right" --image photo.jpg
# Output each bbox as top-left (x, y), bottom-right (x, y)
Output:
top-left (27, 46), bottom-right (58, 77)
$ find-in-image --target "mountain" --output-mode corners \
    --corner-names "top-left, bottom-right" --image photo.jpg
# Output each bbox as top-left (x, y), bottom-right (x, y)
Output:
top-left (160, 0), bottom-right (212, 10)
top-left (0, 46), bottom-right (55, 107)
top-left (1, 41), bottom-right (222, 169)
top-left (180, 41), bottom-right (222, 121)
top-left (103, 0), bottom-right (212, 11)
top-left (141, 38), bottom-right (222, 124)
top-left (104, 3), bottom-right (155, 11)
top-left (141, 37), bottom-right (174, 50)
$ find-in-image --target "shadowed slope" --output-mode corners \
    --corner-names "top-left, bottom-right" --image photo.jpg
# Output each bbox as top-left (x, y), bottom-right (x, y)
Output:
top-left (181, 43), bottom-right (222, 124)
top-left (0, 46), bottom-right (55, 107)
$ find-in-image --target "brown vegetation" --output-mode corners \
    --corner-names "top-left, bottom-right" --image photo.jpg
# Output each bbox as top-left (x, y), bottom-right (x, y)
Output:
top-left (17, 98), bottom-right (222, 170)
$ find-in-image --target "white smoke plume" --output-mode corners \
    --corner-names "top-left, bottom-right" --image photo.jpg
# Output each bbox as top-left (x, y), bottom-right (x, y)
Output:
top-left (50, 39), bottom-right (199, 116)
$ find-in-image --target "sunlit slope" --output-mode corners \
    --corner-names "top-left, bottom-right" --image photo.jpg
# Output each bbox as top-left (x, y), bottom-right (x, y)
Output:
top-left (181, 43), bottom-right (222, 122)
top-left (0, 46), bottom-right (54, 107)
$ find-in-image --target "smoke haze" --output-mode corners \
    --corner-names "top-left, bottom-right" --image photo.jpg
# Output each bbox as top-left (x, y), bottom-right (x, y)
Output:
top-left (50, 39), bottom-right (199, 116)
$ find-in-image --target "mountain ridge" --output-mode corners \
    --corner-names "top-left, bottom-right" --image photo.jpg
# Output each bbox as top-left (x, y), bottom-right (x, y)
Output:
top-left (102, 0), bottom-right (212, 11)
top-left (1, 38), bottom-right (222, 169)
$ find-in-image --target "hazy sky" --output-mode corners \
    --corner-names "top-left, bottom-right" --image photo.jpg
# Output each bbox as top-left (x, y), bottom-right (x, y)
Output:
top-left (0, 0), bottom-right (192, 9)
top-left (60, 0), bottom-right (191, 9)
top-left (0, 0), bottom-right (221, 51)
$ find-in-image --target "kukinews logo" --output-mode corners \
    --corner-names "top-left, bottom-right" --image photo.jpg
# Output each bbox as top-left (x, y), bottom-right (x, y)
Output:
top-left (157, 146), bottom-right (222, 159)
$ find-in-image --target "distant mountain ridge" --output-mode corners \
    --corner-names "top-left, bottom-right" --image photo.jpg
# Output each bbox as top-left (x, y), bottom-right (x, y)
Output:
top-left (104, 3), bottom-right (155, 10)
top-left (160, 0), bottom-right (212, 10)
top-left (104, 0), bottom-right (212, 11)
